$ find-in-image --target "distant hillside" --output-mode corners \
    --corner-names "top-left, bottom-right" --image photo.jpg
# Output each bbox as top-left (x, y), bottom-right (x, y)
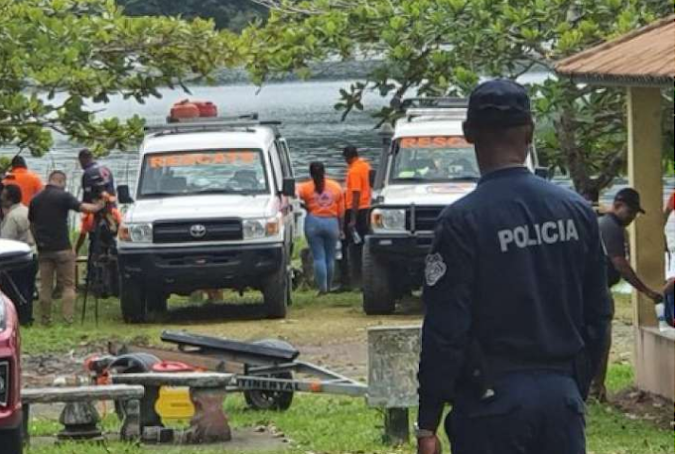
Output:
top-left (116, 0), bottom-right (268, 31)
top-left (210, 60), bottom-right (388, 84)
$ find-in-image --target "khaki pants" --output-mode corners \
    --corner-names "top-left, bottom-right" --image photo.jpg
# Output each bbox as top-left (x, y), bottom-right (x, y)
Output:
top-left (38, 250), bottom-right (76, 324)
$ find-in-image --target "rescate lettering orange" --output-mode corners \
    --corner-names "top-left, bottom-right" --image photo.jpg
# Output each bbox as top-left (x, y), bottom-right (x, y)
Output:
top-left (400, 136), bottom-right (471, 149)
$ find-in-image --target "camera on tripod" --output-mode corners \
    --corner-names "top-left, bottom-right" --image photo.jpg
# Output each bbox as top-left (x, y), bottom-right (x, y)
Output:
top-left (83, 178), bottom-right (120, 307)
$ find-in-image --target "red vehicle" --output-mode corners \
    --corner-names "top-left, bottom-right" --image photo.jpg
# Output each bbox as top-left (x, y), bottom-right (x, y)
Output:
top-left (0, 240), bottom-right (32, 454)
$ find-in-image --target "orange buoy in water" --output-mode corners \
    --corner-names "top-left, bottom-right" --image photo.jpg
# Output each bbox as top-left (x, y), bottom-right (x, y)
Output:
top-left (169, 100), bottom-right (200, 122)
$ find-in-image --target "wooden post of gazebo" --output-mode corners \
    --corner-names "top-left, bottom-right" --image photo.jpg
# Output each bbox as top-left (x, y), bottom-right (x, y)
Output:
top-left (556, 15), bottom-right (675, 401)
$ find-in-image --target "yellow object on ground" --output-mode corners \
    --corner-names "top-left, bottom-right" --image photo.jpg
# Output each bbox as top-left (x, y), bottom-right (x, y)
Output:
top-left (155, 386), bottom-right (195, 423)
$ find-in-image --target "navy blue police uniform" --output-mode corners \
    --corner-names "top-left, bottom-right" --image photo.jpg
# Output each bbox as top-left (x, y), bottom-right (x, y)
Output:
top-left (82, 161), bottom-right (115, 203)
top-left (417, 80), bottom-right (612, 454)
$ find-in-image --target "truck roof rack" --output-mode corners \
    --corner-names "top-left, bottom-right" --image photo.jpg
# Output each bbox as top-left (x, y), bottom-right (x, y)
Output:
top-left (144, 113), bottom-right (282, 136)
top-left (401, 98), bottom-right (468, 122)
top-left (401, 97), bottom-right (468, 110)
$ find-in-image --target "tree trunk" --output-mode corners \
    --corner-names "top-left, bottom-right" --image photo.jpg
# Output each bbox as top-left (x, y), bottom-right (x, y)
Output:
top-left (555, 101), bottom-right (624, 205)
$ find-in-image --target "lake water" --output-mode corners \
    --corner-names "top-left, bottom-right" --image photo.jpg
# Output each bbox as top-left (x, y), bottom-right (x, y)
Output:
top-left (0, 80), bottom-right (674, 250)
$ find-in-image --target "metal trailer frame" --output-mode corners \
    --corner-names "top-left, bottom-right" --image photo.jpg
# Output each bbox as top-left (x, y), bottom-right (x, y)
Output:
top-left (111, 331), bottom-right (368, 401)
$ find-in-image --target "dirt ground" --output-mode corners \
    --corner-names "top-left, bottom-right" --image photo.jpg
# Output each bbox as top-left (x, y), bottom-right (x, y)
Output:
top-left (610, 388), bottom-right (675, 431)
top-left (22, 302), bottom-right (638, 385)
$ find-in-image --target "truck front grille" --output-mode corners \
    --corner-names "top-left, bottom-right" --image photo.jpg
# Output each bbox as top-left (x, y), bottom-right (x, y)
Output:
top-left (153, 220), bottom-right (243, 244)
top-left (406, 207), bottom-right (445, 232)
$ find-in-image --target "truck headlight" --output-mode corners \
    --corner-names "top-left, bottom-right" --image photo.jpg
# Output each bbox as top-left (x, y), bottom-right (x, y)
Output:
top-left (243, 217), bottom-right (281, 240)
top-left (119, 223), bottom-right (153, 243)
top-left (371, 208), bottom-right (407, 233)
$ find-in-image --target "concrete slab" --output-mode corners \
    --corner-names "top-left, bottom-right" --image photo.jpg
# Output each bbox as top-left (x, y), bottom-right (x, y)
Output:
top-left (29, 427), bottom-right (290, 452)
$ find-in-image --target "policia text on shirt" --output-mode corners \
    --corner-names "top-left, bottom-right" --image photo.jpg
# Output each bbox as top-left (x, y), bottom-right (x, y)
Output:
top-left (416, 80), bottom-right (611, 454)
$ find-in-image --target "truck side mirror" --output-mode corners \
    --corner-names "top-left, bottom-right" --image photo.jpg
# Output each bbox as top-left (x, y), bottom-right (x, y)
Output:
top-left (535, 167), bottom-right (550, 180)
top-left (369, 169), bottom-right (377, 188)
top-left (117, 185), bottom-right (135, 204)
top-left (282, 178), bottom-right (296, 197)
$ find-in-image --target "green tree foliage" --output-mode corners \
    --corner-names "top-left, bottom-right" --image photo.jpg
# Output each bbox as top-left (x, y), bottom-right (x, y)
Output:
top-left (0, 0), bottom-right (238, 156)
top-left (242, 0), bottom-right (674, 199)
top-left (117, 0), bottom-right (268, 32)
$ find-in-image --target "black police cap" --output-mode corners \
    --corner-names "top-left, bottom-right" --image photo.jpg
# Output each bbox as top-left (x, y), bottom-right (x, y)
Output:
top-left (615, 187), bottom-right (646, 214)
top-left (466, 79), bottom-right (532, 128)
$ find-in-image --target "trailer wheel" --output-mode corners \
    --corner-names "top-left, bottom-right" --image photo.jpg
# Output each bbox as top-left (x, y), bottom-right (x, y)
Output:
top-left (244, 339), bottom-right (295, 411)
top-left (244, 371), bottom-right (295, 411)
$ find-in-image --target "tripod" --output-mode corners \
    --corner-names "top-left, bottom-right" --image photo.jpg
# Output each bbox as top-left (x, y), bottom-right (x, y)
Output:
top-left (81, 216), bottom-right (117, 326)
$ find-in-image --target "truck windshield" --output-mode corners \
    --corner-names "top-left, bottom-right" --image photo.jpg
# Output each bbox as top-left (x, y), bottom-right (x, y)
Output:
top-left (138, 149), bottom-right (269, 198)
top-left (390, 136), bottom-right (480, 183)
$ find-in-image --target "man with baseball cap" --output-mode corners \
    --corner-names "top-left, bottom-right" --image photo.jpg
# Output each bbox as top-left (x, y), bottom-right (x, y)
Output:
top-left (592, 187), bottom-right (664, 401)
top-left (417, 79), bottom-right (611, 454)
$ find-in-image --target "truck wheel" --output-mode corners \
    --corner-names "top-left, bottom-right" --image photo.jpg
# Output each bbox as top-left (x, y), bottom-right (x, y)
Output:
top-left (262, 263), bottom-right (288, 319)
top-left (244, 340), bottom-right (295, 411)
top-left (286, 266), bottom-right (294, 307)
top-left (120, 278), bottom-right (146, 323)
top-left (362, 244), bottom-right (396, 315)
top-left (146, 291), bottom-right (168, 314)
top-left (0, 426), bottom-right (22, 454)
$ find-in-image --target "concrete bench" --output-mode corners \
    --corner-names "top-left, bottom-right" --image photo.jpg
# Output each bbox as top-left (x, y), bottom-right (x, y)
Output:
top-left (111, 372), bottom-right (234, 443)
top-left (22, 384), bottom-right (145, 442)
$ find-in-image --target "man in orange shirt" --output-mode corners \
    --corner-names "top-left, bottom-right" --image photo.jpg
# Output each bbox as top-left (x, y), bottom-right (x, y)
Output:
top-left (341, 146), bottom-right (372, 289)
top-left (3, 156), bottom-right (44, 206)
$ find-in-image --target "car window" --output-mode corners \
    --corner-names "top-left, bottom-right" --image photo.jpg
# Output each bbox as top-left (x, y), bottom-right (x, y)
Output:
top-left (390, 136), bottom-right (479, 183)
top-left (138, 149), bottom-right (269, 198)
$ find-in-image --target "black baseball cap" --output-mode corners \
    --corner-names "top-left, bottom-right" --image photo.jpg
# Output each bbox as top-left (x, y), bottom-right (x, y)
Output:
top-left (615, 188), bottom-right (646, 214)
top-left (466, 79), bottom-right (532, 128)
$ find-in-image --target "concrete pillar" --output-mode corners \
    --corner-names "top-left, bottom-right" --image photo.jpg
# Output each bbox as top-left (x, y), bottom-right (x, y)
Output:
top-left (626, 87), bottom-right (665, 328)
top-left (627, 86), bottom-right (674, 400)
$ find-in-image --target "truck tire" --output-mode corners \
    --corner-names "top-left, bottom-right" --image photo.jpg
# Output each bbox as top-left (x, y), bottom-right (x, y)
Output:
top-left (120, 278), bottom-right (146, 323)
top-left (146, 291), bottom-right (168, 314)
top-left (244, 340), bottom-right (295, 411)
top-left (0, 425), bottom-right (22, 454)
top-left (362, 244), bottom-right (396, 315)
top-left (262, 262), bottom-right (288, 319)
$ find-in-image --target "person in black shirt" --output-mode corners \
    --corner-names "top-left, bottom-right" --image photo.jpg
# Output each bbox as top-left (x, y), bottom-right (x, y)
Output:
top-left (592, 188), bottom-right (663, 401)
top-left (29, 170), bottom-right (103, 325)
top-left (416, 80), bottom-right (611, 454)
top-left (79, 148), bottom-right (115, 204)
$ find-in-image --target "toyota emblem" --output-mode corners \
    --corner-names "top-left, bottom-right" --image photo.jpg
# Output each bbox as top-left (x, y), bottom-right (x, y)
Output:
top-left (189, 224), bottom-right (207, 239)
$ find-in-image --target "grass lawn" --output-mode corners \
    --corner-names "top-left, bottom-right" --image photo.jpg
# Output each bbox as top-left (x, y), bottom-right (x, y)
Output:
top-left (22, 292), bottom-right (675, 454)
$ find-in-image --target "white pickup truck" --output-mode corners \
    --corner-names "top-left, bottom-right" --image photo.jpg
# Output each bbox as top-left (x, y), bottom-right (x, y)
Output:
top-left (116, 116), bottom-right (297, 322)
top-left (363, 99), bottom-right (542, 315)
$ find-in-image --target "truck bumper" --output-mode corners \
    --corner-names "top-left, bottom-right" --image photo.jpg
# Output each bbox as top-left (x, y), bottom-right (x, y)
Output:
top-left (118, 244), bottom-right (284, 293)
top-left (365, 234), bottom-right (433, 266)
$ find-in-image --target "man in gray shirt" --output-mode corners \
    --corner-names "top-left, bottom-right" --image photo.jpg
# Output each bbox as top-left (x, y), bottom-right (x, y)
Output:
top-left (2, 184), bottom-right (34, 246)
top-left (0, 184), bottom-right (37, 325)
top-left (593, 187), bottom-right (664, 401)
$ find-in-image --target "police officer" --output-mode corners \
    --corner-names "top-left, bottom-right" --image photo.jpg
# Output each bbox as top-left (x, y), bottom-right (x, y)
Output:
top-left (79, 148), bottom-right (115, 203)
top-left (416, 79), bottom-right (612, 454)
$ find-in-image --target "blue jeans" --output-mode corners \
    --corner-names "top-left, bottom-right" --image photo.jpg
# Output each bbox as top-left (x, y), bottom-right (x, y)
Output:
top-left (305, 215), bottom-right (340, 293)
